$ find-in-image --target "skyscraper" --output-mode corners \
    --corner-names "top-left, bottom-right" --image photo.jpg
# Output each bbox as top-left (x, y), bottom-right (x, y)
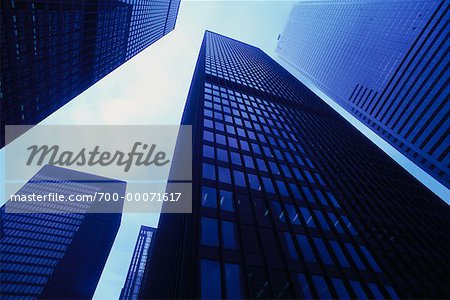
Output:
top-left (0, 0), bottom-right (181, 146)
top-left (120, 225), bottom-right (156, 300)
top-left (276, 0), bottom-right (449, 188)
top-left (142, 31), bottom-right (450, 299)
top-left (0, 165), bottom-right (126, 299)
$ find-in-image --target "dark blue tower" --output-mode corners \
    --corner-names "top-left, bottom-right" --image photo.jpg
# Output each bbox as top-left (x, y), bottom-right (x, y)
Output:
top-left (142, 31), bottom-right (450, 299)
top-left (0, 0), bottom-right (181, 147)
top-left (0, 165), bottom-right (126, 299)
top-left (120, 225), bottom-right (157, 300)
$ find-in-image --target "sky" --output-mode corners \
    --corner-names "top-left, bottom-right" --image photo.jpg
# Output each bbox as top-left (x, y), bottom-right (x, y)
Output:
top-left (0, 1), bottom-right (448, 299)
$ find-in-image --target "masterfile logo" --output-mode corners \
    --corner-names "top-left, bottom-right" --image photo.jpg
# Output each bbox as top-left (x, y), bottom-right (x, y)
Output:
top-left (4, 125), bottom-right (193, 213)
top-left (26, 142), bottom-right (170, 172)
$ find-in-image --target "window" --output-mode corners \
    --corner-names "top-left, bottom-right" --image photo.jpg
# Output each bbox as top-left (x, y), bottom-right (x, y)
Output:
top-left (281, 165), bottom-right (292, 178)
top-left (285, 203), bottom-right (300, 225)
top-left (203, 131), bottom-right (214, 142)
top-left (314, 210), bottom-right (330, 231)
top-left (326, 192), bottom-right (340, 208)
top-left (222, 221), bottom-right (238, 249)
top-left (302, 187), bottom-right (316, 203)
top-left (289, 184), bottom-right (302, 200)
top-left (315, 190), bottom-right (328, 206)
top-left (248, 266), bottom-right (270, 298)
top-left (219, 190), bottom-right (234, 212)
top-left (236, 195), bottom-right (252, 217)
top-left (204, 119), bottom-right (213, 129)
top-left (331, 278), bottom-right (350, 299)
top-left (256, 159), bottom-right (267, 172)
top-left (296, 235), bottom-right (316, 262)
top-left (251, 143), bottom-right (261, 154)
top-left (215, 121), bottom-right (225, 132)
top-left (201, 217), bottom-right (219, 247)
top-left (341, 216), bottom-right (357, 235)
top-left (203, 163), bottom-right (215, 180)
top-left (292, 168), bottom-right (304, 181)
top-left (243, 155), bottom-right (254, 169)
top-left (271, 271), bottom-right (292, 298)
top-left (229, 137), bottom-right (238, 148)
top-left (225, 264), bottom-right (243, 299)
top-left (305, 171), bottom-right (315, 184)
top-left (248, 174), bottom-right (261, 191)
top-left (269, 162), bottom-right (280, 174)
top-left (202, 186), bottom-right (217, 208)
top-left (253, 197), bottom-right (270, 220)
top-left (262, 177), bottom-right (275, 194)
top-left (300, 207), bottom-right (316, 228)
top-left (313, 238), bottom-right (333, 265)
top-left (201, 260), bottom-right (221, 299)
top-left (327, 213), bottom-right (344, 233)
top-left (359, 245), bottom-right (381, 272)
top-left (276, 181), bottom-right (289, 197)
top-left (345, 243), bottom-right (366, 270)
top-left (284, 232), bottom-right (298, 259)
top-left (296, 273), bottom-right (313, 299)
top-left (230, 152), bottom-right (242, 165)
top-left (240, 140), bottom-right (249, 151)
top-left (368, 283), bottom-right (383, 299)
top-left (329, 241), bottom-right (350, 268)
top-left (217, 148), bottom-right (228, 162)
top-left (233, 170), bottom-right (246, 187)
top-left (385, 286), bottom-right (399, 299)
top-left (226, 125), bottom-right (235, 135)
top-left (218, 167), bottom-right (231, 184)
top-left (312, 275), bottom-right (331, 299)
top-left (216, 133), bottom-right (226, 145)
top-left (203, 145), bottom-right (215, 159)
top-left (272, 201), bottom-right (286, 223)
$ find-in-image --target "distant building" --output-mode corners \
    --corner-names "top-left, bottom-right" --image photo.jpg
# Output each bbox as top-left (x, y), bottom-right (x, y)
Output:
top-left (141, 31), bottom-right (450, 299)
top-left (120, 226), bottom-right (157, 300)
top-left (1, 0), bottom-right (181, 146)
top-left (277, 0), bottom-right (449, 188)
top-left (0, 165), bottom-right (126, 299)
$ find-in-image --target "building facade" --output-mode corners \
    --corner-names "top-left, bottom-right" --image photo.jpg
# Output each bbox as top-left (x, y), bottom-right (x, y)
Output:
top-left (276, 0), bottom-right (449, 189)
top-left (120, 225), bottom-right (156, 300)
top-left (142, 31), bottom-right (450, 299)
top-left (0, 0), bottom-right (181, 146)
top-left (0, 165), bottom-right (126, 299)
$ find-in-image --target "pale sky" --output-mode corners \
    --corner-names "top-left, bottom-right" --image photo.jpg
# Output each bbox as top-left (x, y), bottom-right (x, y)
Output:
top-left (0, 1), bottom-right (447, 300)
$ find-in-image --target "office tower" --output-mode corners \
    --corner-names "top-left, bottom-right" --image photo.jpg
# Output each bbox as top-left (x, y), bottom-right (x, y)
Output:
top-left (120, 225), bottom-right (157, 300)
top-left (142, 31), bottom-right (450, 299)
top-left (0, 0), bottom-right (181, 146)
top-left (276, 0), bottom-right (449, 188)
top-left (0, 165), bottom-right (126, 299)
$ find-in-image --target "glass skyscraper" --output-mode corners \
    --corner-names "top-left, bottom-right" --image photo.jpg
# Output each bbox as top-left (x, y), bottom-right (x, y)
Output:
top-left (120, 225), bottom-right (156, 300)
top-left (141, 31), bottom-right (450, 299)
top-left (276, 0), bottom-right (449, 189)
top-left (0, 165), bottom-right (126, 299)
top-left (0, 0), bottom-right (181, 146)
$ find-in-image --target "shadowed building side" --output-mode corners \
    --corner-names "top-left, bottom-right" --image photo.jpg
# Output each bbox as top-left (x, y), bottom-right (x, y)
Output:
top-left (277, 0), bottom-right (449, 189)
top-left (0, 165), bottom-right (126, 299)
top-left (142, 31), bottom-right (450, 299)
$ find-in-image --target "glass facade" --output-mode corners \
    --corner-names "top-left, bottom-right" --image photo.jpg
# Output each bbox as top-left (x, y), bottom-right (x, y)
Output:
top-left (0, 0), bottom-right (181, 147)
top-left (120, 226), bottom-right (156, 300)
top-left (276, 0), bottom-right (449, 188)
top-left (142, 31), bottom-right (450, 299)
top-left (0, 165), bottom-right (126, 299)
